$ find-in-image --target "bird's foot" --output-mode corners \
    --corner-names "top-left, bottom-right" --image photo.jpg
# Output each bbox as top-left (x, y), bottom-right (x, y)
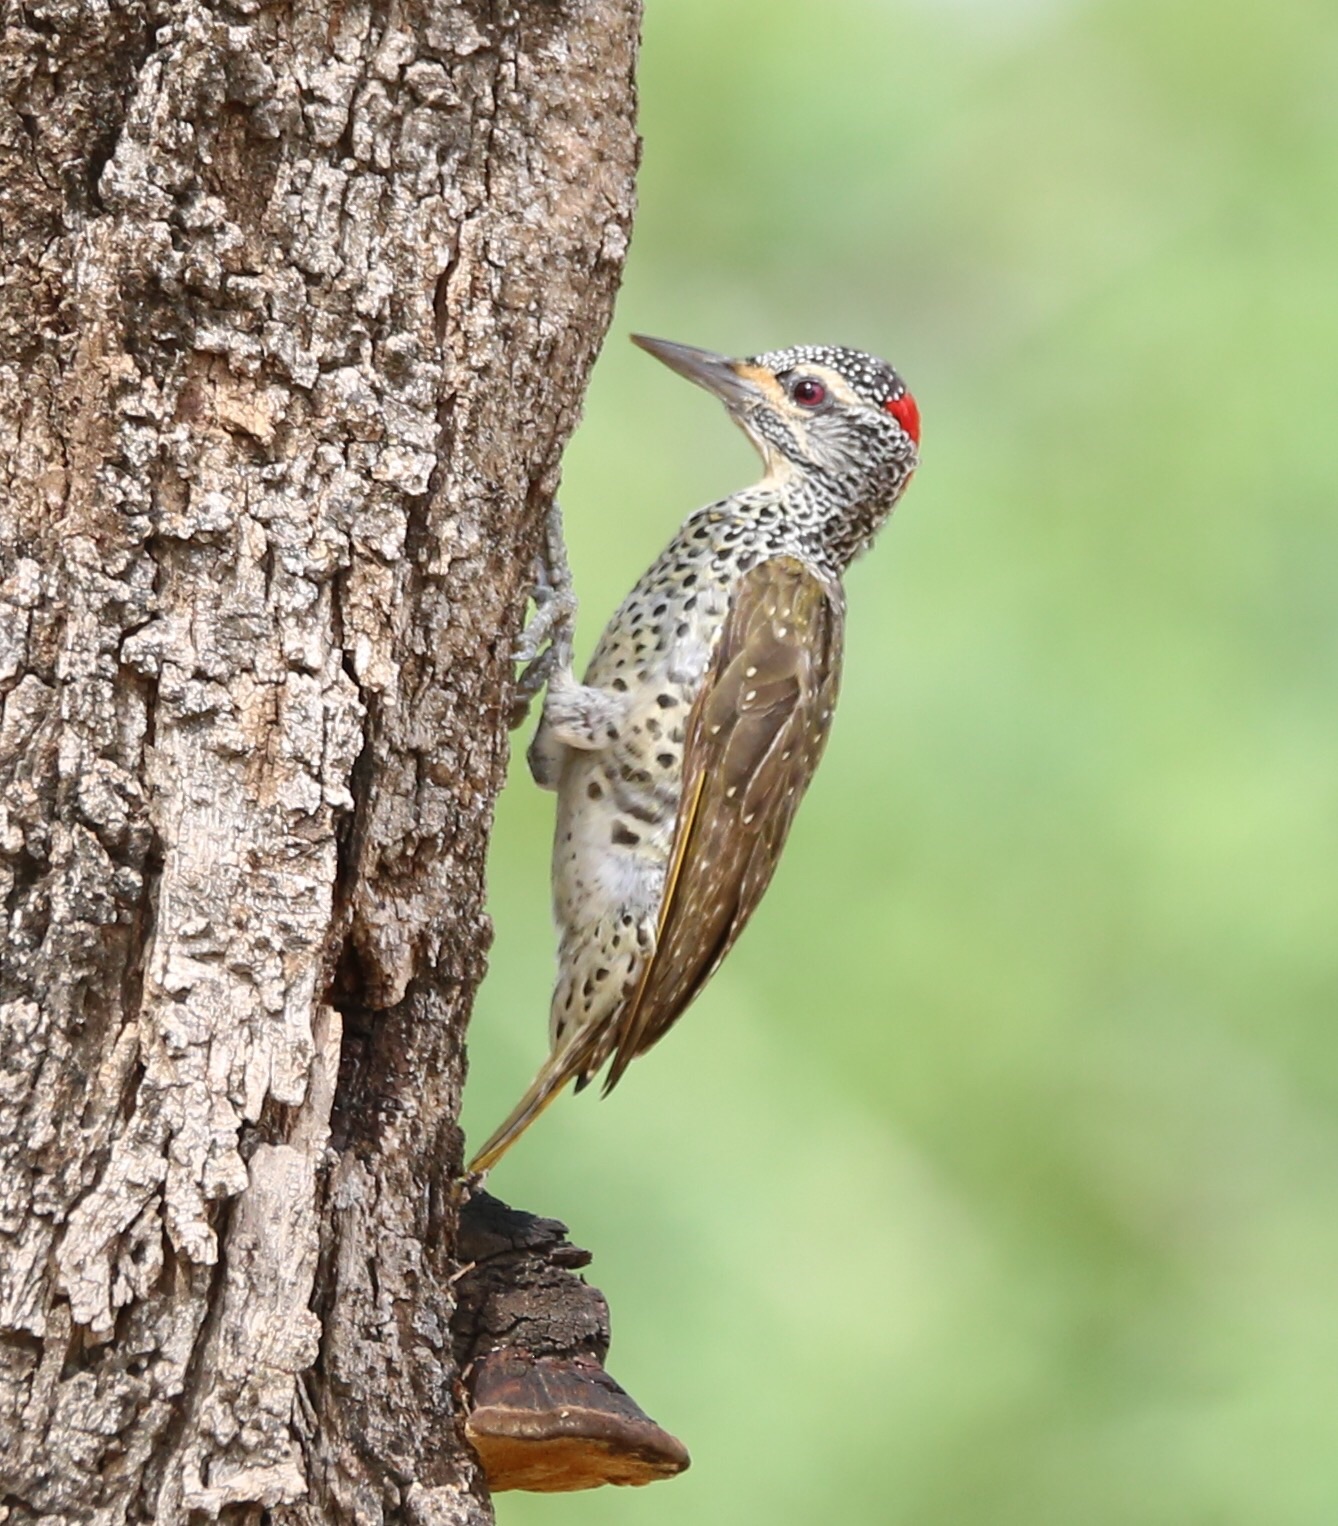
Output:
top-left (511, 497), bottom-right (578, 729)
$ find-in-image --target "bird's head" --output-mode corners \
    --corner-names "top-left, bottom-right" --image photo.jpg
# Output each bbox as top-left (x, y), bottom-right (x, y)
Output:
top-left (632, 335), bottom-right (919, 507)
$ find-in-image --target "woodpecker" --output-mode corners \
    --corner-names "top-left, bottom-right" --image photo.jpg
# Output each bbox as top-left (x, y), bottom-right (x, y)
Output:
top-left (470, 335), bottom-right (920, 1172)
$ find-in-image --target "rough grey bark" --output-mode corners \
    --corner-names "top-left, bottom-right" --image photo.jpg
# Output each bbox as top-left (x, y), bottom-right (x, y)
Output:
top-left (0, 1), bottom-right (640, 1522)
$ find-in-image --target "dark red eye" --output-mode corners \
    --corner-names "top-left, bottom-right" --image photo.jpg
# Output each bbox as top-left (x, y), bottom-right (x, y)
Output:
top-left (792, 377), bottom-right (826, 407)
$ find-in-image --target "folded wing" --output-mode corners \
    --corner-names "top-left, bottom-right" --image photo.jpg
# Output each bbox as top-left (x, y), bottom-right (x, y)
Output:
top-left (603, 554), bottom-right (846, 1089)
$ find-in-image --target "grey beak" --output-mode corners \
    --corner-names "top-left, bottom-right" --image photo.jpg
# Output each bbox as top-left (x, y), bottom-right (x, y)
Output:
top-left (630, 334), bottom-right (763, 409)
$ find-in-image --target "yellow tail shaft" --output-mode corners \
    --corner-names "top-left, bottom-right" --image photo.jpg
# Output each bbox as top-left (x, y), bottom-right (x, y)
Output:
top-left (467, 1051), bottom-right (576, 1174)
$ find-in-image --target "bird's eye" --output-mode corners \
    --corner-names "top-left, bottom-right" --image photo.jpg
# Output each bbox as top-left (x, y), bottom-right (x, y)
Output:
top-left (791, 377), bottom-right (826, 407)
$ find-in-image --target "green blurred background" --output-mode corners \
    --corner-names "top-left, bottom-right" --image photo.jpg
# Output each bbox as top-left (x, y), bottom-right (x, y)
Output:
top-left (462, 0), bottom-right (1338, 1520)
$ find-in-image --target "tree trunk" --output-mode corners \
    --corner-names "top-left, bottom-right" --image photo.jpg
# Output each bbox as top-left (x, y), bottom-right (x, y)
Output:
top-left (0, 1), bottom-right (641, 1521)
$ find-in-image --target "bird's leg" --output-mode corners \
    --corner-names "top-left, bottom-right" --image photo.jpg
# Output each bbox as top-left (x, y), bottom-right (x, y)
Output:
top-left (527, 667), bottom-right (630, 787)
top-left (528, 638), bottom-right (634, 783)
top-left (536, 672), bottom-right (627, 750)
top-left (511, 497), bottom-right (579, 729)
top-left (511, 497), bottom-right (627, 788)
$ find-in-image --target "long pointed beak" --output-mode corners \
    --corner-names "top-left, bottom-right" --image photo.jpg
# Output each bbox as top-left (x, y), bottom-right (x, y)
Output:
top-left (630, 334), bottom-right (763, 409)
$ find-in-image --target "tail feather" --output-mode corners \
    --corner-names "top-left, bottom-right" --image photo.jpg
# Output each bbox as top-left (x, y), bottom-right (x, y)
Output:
top-left (467, 1048), bottom-right (580, 1174)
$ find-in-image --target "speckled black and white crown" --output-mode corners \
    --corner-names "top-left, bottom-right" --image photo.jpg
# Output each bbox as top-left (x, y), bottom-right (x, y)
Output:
top-left (749, 344), bottom-right (910, 409)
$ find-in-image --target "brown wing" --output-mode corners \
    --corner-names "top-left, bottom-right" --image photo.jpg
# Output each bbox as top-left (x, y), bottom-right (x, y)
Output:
top-left (601, 555), bottom-right (846, 1091)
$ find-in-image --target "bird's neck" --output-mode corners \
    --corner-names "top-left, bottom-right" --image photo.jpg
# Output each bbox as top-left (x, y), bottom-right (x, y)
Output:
top-left (744, 455), bottom-right (912, 574)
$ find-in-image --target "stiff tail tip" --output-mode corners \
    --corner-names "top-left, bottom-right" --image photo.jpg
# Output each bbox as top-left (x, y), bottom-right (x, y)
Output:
top-left (467, 1064), bottom-right (571, 1175)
